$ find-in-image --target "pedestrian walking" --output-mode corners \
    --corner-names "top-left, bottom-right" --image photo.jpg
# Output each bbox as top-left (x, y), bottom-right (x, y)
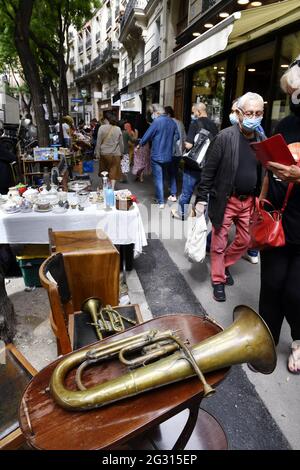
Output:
top-left (132, 114), bottom-right (151, 182)
top-left (229, 98), bottom-right (262, 265)
top-left (137, 104), bottom-right (179, 209)
top-left (95, 112), bottom-right (124, 190)
top-left (171, 102), bottom-right (218, 220)
top-left (164, 106), bottom-right (186, 202)
top-left (195, 92), bottom-right (265, 302)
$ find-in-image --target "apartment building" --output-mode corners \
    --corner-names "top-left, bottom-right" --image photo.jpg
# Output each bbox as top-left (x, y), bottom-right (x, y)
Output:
top-left (66, 0), bottom-right (300, 132)
top-left (119, 0), bottom-right (300, 134)
top-left (67, 0), bottom-right (121, 123)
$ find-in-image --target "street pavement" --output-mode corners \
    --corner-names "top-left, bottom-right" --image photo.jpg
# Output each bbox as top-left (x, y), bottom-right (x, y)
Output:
top-left (6, 167), bottom-right (300, 450)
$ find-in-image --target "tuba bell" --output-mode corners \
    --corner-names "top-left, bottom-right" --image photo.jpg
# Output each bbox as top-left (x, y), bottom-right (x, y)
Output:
top-left (50, 305), bottom-right (276, 411)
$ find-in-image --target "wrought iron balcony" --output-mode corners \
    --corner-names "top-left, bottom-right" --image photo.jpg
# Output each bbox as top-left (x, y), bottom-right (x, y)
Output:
top-left (151, 46), bottom-right (160, 67)
top-left (74, 68), bottom-right (83, 79)
top-left (120, 0), bottom-right (148, 35)
top-left (130, 68), bottom-right (136, 82)
top-left (86, 38), bottom-right (92, 50)
top-left (201, 0), bottom-right (222, 13)
top-left (106, 16), bottom-right (112, 31)
top-left (137, 61), bottom-right (144, 77)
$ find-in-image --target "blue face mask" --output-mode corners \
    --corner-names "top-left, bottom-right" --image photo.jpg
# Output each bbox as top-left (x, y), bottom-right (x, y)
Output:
top-left (229, 113), bottom-right (239, 125)
top-left (242, 116), bottom-right (263, 132)
top-left (191, 114), bottom-right (197, 121)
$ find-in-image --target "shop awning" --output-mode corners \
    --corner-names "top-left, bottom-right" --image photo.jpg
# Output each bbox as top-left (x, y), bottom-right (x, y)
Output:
top-left (228, 0), bottom-right (300, 48)
top-left (128, 0), bottom-right (300, 94)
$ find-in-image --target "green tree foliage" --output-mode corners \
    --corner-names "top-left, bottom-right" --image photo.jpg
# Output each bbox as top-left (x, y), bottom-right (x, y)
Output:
top-left (0, 0), bottom-right (100, 144)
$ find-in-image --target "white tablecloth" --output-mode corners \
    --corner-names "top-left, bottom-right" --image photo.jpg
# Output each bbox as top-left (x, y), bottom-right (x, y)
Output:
top-left (0, 199), bottom-right (147, 257)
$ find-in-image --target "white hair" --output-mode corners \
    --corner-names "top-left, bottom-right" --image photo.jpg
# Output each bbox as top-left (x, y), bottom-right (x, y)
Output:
top-left (237, 92), bottom-right (264, 110)
top-left (192, 102), bottom-right (207, 113)
top-left (151, 103), bottom-right (165, 115)
top-left (280, 55), bottom-right (300, 95)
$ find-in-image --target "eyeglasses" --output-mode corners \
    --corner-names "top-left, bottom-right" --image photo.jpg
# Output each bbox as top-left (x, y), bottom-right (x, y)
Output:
top-left (289, 59), bottom-right (300, 69)
top-left (240, 109), bottom-right (263, 118)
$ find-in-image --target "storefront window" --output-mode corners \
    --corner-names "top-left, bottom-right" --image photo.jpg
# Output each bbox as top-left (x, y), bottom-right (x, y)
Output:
top-left (234, 41), bottom-right (275, 133)
top-left (270, 31), bottom-right (300, 133)
top-left (191, 60), bottom-right (227, 128)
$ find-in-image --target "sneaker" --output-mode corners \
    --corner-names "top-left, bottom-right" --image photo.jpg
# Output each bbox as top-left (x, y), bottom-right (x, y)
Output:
top-left (243, 253), bottom-right (259, 264)
top-left (168, 195), bottom-right (177, 202)
top-left (159, 204), bottom-right (165, 209)
top-left (225, 267), bottom-right (234, 286)
top-left (212, 283), bottom-right (226, 302)
top-left (171, 208), bottom-right (184, 220)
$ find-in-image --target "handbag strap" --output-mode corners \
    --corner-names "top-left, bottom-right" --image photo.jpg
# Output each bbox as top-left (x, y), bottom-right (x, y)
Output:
top-left (281, 183), bottom-right (294, 213)
top-left (101, 125), bottom-right (114, 145)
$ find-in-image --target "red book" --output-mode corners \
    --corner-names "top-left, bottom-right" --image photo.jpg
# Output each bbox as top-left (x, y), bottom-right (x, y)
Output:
top-left (250, 134), bottom-right (296, 167)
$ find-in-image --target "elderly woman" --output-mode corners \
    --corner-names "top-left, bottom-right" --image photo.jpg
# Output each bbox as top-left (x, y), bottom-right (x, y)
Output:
top-left (259, 56), bottom-right (300, 374)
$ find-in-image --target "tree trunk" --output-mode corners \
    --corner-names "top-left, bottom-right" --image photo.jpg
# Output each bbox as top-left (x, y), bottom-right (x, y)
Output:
top-left (61, 66), bottom-right (69, 116)
top-left (43, 79), bottom-right (54, 125)
top-left (49, 80), bottom-right (60, 117)
top-left (14, 0), bottom-right (49, 146)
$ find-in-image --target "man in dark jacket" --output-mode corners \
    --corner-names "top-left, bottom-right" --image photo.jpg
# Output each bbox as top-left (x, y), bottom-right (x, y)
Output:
top-left (171, 102), bottom-right (218, 219)
top-left (195, 92), bottom-right (265, 302)
top-left (138, 103), bottom-right (179, 209)
top-left (0, 142), bottom-right (16, 195)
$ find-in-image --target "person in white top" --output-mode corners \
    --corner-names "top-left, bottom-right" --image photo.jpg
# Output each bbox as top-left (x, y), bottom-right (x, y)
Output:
top-left (55, 118), bottom-right (71, 147)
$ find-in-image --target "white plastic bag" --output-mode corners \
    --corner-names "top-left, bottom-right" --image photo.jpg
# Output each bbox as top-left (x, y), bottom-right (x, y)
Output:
top-left (184, 214), bottom-right (207, 263)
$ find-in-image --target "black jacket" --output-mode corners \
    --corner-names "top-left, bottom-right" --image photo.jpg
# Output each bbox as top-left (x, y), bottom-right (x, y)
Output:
top-left (0, 143), bottom-right (16, 194)
top-left (195, 124), bottom-right (264, 229)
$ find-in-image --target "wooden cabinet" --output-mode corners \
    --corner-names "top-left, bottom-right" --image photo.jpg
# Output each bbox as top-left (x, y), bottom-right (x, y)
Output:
top-left (49, 228), bottom-right (120, 311)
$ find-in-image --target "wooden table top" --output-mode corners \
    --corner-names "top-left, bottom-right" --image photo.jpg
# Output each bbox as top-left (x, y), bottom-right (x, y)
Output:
top-left (19, 314), bottom-right (229, 450)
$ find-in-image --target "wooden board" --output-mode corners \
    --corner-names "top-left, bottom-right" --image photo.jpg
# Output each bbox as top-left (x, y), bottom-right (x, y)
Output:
top-left (49, 229), bottom-right (120, 311)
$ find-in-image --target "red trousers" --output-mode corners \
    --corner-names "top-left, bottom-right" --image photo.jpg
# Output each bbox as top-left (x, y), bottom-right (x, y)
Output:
top-left (211, 195), bottom-right (253, 284)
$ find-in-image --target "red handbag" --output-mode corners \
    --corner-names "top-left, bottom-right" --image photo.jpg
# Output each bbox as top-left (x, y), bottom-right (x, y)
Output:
top-left (249, 183), bottom-right (294, 250)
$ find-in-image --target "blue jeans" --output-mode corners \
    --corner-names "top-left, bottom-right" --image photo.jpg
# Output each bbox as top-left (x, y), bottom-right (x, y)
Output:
top-left (168, 157), bottom-right (181, 196)
top-left (151, 160), bottom-right (170, 204)
top-left (178, 168), bottom-right (202, 217)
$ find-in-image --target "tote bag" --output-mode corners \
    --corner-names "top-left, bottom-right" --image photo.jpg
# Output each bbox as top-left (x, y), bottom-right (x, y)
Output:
top-left (184, 214), bottom-right (207, 262)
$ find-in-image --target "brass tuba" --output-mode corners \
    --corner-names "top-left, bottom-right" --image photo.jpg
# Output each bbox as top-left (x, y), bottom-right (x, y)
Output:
top-left (50, 306), bottom-right (276, 411)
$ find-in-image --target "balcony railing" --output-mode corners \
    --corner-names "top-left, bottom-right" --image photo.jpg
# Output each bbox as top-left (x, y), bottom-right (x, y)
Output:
top-left (122, 77), bottom-right (127, 88)
top-left (130, 68), bottom-right (136, 82)
top-left (151, 46), bottom-right (160, 67)
top-left (95, 31), bottom-right (101, 42)
top-left (120, 0), bottom-right (148, 34)
top-left (86, 37), bottom-right (92, 49)
top-left (106, 16), bottom-right (112, 31)
top-left (137, 61), bottom-right (144, 77)
top-left (78, 44), bottom-right (83, 54)
top-left (74, 68), bottom-right (83, 79)
top-left (201, 0), bottom-right (222, 13)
